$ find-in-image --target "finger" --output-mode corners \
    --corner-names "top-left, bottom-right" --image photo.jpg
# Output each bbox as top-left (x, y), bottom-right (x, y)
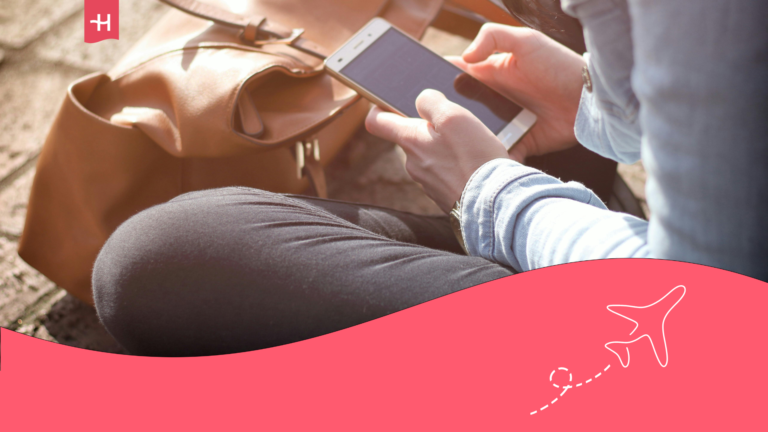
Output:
top-left (462, 23), bottom-right (531, 64)
top-left (453, 73), bottom-right (517, 119)
top-left (365, 106), bottom-right (426, 147)
top-left (445, 55), bottom-right (469, 72)
top-left (447, 55), bottom-right (498, 88)
top-left (508, 142), bottom-right (528, 163)
top-left (414, 89), bottom-right (458, 128)
top-left (447, 54), bottom-right (512, 101)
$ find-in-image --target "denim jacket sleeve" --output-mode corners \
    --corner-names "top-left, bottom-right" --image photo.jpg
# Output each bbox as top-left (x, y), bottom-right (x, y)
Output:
top-left (460, 0), bottom-right (768, 280)
top-left (460, 159), bottom-right (649, 272)
top-left (563, 0), bottom-right (642, 164)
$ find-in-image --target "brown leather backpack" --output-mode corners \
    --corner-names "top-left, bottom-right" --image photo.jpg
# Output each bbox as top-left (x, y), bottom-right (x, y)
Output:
top-left (18, 0), bottom-right (518, 304)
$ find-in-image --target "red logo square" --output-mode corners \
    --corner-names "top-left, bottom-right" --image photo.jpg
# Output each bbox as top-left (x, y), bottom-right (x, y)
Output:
top-left (84, 0), bottom-right (120, 43)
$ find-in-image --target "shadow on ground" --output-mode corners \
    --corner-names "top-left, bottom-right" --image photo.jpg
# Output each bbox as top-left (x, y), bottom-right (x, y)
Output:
top-left (41, 295), bottom-right (128, 354)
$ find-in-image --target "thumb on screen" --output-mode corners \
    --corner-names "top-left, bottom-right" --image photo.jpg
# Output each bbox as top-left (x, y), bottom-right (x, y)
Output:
top-left (462, 23), bottom-right (528, 64)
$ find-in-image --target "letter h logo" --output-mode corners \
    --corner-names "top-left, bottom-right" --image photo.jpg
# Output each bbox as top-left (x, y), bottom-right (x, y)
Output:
top-left (84, 0), bottom-right (119, 43)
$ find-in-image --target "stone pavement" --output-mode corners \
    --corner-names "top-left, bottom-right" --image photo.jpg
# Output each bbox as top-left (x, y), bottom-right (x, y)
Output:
top-left (0, 0), bottom-right (647, 354)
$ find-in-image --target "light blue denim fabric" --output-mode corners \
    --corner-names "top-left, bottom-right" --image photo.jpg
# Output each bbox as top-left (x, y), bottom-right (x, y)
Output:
top-left (461, 0), bottom-right (768, 281)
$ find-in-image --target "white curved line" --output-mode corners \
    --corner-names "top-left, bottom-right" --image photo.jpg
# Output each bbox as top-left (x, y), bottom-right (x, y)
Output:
top-left (605, 285), bottom-right (686, 368)
top-left (530, 366), bottom-right (610, 416)
top-left (605, 343), bottom-right (631, 367)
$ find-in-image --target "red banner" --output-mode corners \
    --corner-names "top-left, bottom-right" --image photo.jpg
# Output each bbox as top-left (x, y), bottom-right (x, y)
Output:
top-left (0, 259), bottom-right (765, 429)
top-left (84, 0), bottom-right (119, 43)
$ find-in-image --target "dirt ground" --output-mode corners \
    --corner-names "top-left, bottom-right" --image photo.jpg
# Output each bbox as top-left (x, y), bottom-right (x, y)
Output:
top-left (0, 0), bottom-right (647, 354)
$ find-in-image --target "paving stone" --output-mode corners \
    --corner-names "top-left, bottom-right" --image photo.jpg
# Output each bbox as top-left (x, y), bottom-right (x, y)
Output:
top-left (10, 286), bottom-right (126, 353)
top-left (334, 176), bottom-right (443, 215)
top-left (328, 131), bottom-right (442, 215)
top-left (35, 294), bottom-right (127, 353)
top-left (0, 167), bottom-right (34, 238)
top-left (0, 169), bottom-right (122, 352)
top-left (34, 0), bottom-right (170, 72)
top-left (0, 237), bottom-right (57, 328)
top-left (421, 27), bottom-right (473, 57)
top-left (356, 146), bottom-right (412, 185)
top-left (32, 322), bottom-right (56, 342)
top-left (617, 162), bottom-right (646, 200)
top-left (0, 56), bottom-right (83, 183)
top-left (351, 147), bottom-right (442, 214)
top-left (0, 0), bottom-right (81, 49)
top-left (618, 161), bottom-right (649, 217)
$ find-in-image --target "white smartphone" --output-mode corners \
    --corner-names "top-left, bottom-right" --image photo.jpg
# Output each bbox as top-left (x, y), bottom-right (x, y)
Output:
top-left (325, 18), bottom-right (537, 150)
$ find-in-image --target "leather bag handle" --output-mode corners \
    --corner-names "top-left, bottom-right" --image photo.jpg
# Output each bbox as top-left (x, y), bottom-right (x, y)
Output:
top-left (158, 0), bottom-right (335, 198)
top-left (158, 0), bottom-right (330, 59)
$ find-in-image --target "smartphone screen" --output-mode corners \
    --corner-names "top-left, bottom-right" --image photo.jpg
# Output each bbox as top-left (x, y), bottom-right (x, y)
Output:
top-left (339, 27), bottom-right (523, 135)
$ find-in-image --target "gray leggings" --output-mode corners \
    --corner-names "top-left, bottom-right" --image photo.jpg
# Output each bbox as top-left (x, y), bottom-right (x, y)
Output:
top-left (93, 187), bottom-right (513, 356)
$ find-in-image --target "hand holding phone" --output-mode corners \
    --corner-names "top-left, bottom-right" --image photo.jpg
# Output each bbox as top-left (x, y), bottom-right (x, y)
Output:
top-left (324, 18), bottom-right (542, 212)
top-left (364, 89), bottom-right (510, 213)
top-left (458, 23), bottom-right (587, 162)
top-left (324, 18), bottom-right (537, 151)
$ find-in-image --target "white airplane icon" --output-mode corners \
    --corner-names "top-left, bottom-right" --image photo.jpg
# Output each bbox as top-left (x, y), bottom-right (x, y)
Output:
top-left (530, 285), bottom-right (687, 416)
top-left (604, 285), bottom-right (686, 368)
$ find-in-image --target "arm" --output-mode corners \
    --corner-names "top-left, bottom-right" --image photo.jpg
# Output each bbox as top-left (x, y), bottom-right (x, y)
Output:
top-left (458, 17), bottom-right (643, 166)
top-left (463, 0), bottom-right (768, 279)
top-left (364, 23), bottom-right (652, 271)
top-left (461, 158), bottom-right (649, 272)
top-left (365, 22), bottom-right (652, 272)
top-left (366, 7), bottom-right (768, 280)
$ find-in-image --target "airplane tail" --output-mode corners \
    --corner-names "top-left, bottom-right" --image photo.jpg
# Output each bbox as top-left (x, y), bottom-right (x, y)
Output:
top-left (605, 341), bottom-right (632, 368)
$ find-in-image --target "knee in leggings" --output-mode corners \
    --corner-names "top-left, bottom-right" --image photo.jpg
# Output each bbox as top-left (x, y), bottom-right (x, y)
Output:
top-left (93, 188), bottom-right (248, 353)
top-left (92, 186), bottom-right (306, 355)
top-left (92, 199), bottom-right (179, 354)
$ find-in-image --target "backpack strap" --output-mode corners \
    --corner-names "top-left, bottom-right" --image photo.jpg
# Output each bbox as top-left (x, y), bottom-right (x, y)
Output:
top-left (295, 140), bottom-right (328, 199)
top-left (158, 0), bottom-right (330, 59)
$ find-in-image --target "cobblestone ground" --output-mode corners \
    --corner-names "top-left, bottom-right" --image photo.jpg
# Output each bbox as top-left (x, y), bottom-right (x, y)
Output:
top-left (0, 0), bottom-right (647, 354)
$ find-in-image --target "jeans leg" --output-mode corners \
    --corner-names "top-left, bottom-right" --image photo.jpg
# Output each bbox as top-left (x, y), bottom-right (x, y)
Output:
top-left (93, 187), bottom-right (513, 356)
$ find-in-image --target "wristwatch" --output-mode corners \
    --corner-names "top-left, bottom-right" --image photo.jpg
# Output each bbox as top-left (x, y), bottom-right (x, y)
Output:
top-left (449, 200), bottom-right (468, 255)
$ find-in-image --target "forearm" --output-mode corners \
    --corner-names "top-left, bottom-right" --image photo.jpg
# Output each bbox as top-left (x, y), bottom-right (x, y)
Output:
top-left (460, 158), bottom-right (649, 271)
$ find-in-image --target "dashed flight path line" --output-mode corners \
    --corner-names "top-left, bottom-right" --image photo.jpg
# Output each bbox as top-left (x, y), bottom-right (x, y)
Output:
top-left (530, 364), bottom-right (611, 415)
